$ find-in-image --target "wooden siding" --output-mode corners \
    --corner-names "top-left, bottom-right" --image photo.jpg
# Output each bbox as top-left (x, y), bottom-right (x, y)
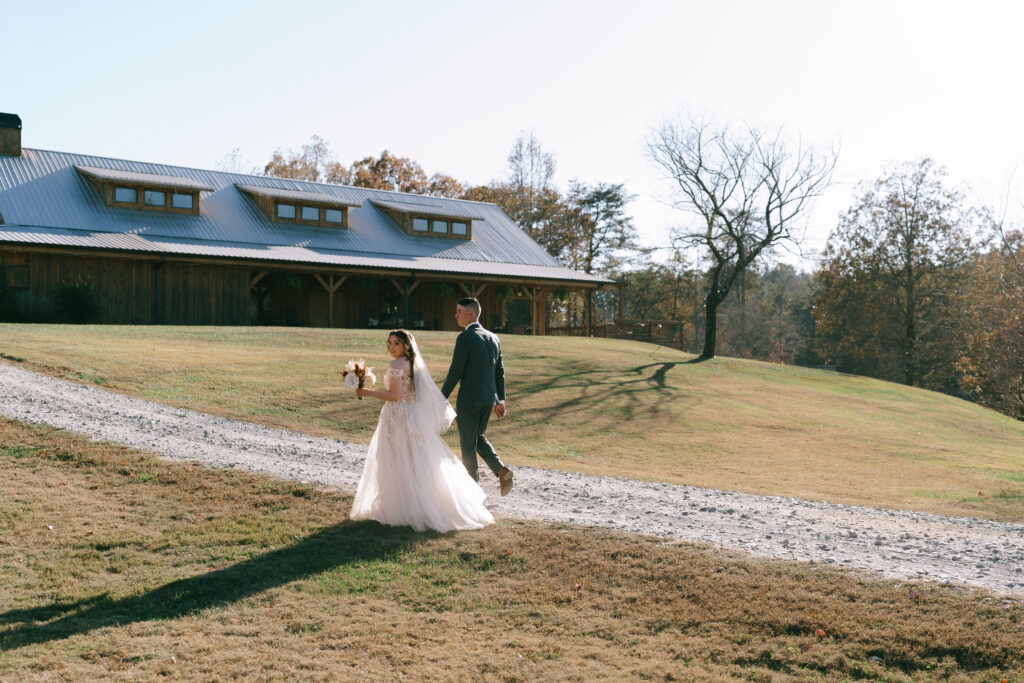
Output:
top-left (0, 246), bottom-right (595, 332)
top-left (0, 249), bottom-right (249, 325)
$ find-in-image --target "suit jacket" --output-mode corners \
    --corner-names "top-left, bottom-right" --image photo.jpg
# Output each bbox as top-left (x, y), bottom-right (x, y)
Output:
top-left (441, 322), bottom-right (505, 408)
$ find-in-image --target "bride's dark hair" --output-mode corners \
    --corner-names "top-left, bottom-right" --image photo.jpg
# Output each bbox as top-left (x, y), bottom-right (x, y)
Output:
top-left (389, 329), bottom-right (415, 387)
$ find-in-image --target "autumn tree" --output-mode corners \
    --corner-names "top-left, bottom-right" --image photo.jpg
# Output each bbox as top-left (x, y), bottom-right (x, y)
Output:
top-left (815, 159), bottom-right (978, 388)
top-left (262, 135), bottom-right (350, 184)
top-left (648, 117), bottom-right (836, 359)
top-left (348, 150), bottom-right (463, 197)
top-left (953, 228), bottom-right (1024, 418)
top-left (563, 181), bottom-right (638, 274)
top-left (259, 138), bottom-right (463, 198)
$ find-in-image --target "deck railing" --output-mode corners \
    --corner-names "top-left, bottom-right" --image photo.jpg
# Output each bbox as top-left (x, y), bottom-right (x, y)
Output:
top-left (545, 319), bottom-right (693, 350)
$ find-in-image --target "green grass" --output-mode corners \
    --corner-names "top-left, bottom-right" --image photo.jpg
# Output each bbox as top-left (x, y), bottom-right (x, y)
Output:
top-left (1, 323), bottom-right (1023, 523)
top-left (1, 419), bottom-right (1022, 680)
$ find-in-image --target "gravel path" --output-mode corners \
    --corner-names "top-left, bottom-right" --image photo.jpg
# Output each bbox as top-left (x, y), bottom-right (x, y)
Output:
top-left (2, 361), bottom-right (1023, 596)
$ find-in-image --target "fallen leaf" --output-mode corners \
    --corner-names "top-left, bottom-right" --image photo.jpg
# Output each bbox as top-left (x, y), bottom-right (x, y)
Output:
top-left (814, 629), bottom-right (826, 638)
top-left (573, 583), bottom-right (582, 591)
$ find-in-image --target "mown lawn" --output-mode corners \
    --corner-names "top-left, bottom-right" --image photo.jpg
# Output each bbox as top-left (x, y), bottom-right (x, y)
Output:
top-left (2, 419), bottom-right (1022, 680)
top-left (1, 324), bottom-right (1023, 522)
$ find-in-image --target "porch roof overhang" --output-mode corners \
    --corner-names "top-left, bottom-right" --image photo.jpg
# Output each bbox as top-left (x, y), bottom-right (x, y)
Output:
top-left (0, 224), bottom-right (614, 287)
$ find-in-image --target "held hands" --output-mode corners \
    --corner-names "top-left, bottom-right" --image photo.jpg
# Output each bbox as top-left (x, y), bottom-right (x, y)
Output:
top-left (495, 402), bottom-right (506, 419)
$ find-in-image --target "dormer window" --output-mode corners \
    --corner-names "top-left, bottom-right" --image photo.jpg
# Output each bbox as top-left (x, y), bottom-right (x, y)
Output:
top-left (238, 185), bottom-right (358, 228)
top-left (114, 187), bottom-right (137, 204)
top-left (76, 165), bottom-right (210, 215)
top-left (171, 193), bottom-right (194, 210)
top-left (370, 199), bottom-right (478, 241)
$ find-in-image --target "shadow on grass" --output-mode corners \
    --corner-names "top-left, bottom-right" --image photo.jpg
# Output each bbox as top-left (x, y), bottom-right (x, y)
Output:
top-left (516, 361), bottom-right (687, 421)
top-left (0, 520), bottom-right (421, 650)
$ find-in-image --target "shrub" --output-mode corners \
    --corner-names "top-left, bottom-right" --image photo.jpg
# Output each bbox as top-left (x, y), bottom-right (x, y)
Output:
top-left (54, 277), bottom-right (99, 323)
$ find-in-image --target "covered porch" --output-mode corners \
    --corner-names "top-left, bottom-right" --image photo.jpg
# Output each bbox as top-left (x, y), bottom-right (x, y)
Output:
top-left (247, 264), bottom-right (608, 335)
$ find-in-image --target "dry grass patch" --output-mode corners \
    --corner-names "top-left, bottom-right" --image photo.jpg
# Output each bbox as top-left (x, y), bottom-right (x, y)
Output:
top-left (1, 418), bottom-right (1023, 681)
top-left (1, 324), bottom-right (1023, 523)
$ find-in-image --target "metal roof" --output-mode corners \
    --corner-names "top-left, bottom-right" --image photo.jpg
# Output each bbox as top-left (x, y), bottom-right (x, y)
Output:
top-left (0, 225), bottom-right (598, 282)
top-left (236, 184), bottom-right (361, 207)
top-left (0, 148), bottom-right (611, 285)
top-left (370, 198), bottom-right (485, 221)
top-left (74, 165), bottom-right (215, 192)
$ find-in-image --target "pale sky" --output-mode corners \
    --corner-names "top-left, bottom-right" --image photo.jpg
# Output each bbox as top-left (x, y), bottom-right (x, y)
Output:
top-left (4, 0), bottom-right (1023, 269)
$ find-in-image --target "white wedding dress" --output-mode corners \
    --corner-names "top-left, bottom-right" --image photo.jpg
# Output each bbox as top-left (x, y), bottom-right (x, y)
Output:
top-left (350, 366), bottom-right (494, 532)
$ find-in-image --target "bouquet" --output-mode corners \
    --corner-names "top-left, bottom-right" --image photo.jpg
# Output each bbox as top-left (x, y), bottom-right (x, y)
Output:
top-left (342, 359), bottom-right (376, 399)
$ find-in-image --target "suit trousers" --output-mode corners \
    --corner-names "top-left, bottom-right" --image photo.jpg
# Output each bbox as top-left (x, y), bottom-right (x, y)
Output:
top-left (455, 404), bottom-right (505, 482)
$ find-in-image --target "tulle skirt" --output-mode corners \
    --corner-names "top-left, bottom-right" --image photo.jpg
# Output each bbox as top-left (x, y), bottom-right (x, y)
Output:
top-left (350, 399), bottom-right (494, 532)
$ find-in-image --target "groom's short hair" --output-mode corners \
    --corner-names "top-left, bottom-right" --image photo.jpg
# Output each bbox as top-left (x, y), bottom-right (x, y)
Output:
top-left (458, 298), bottom-right (481, 316)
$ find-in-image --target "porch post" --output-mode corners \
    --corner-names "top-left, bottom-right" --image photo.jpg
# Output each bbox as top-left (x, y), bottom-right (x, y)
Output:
top-left (314, 274), bottom-right (347, 328)
top-left (586, 288), bottom-right (593, 337)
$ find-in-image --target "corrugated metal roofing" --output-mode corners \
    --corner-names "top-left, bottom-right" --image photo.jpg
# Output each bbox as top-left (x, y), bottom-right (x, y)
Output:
top-left (0, 225), bottom-right (596, 282)
top-left (0, 148), bottom-right (611, 285)
top-left (236, 184), bottom-right (361, 206)
top-left (74, 165), bottom-right (215, 191)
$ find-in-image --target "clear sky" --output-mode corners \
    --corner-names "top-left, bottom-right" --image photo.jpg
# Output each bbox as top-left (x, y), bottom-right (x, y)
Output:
top-left (4, 0), bottom-right (1023, 269)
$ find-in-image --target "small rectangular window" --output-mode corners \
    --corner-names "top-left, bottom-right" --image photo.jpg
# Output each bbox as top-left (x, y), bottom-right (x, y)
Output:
top-left (171, 192), bottom-right (194, 209)
top-left (277, 203), bottom-right (296, 219)
top-left (3, 265), bottom-right (29, 289)
top-left (412, 217), bottom-right (429, 232)
top-left (301, 206), bottom-right (320, 221)
top-left (114, 186), bottom-right (137, 203)
top-left (144, 190), bottom-right (166, 207)
top-left (452, 221), bottom-right (467, 236)
top-left (432, 220), bottom-right (448, 234)
top-left (325, 208), bottom-right (344, 223)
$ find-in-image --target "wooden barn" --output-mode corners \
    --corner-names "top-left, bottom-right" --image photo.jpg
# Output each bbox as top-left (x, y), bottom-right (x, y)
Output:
top-left (0, 113), bottom-right (610, 333)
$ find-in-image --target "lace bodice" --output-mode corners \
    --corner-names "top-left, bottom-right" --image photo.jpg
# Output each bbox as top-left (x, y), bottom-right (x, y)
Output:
top-left (385, 366), bottom-right (415, 403)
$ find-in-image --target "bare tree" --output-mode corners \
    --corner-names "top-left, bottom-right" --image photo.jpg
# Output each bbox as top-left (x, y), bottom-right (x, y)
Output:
top-left (506, 130), bottom-right (557, 237)
top-left (648, 117), bottom-right (836, 359)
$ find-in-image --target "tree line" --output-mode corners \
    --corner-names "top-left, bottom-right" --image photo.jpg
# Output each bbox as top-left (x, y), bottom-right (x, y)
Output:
top-left (235, 122), bottom-right (1023, 422)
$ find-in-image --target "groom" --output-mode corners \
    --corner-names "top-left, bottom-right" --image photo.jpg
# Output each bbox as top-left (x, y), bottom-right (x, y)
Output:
top-left (441, 298), bottom-right (513, 496)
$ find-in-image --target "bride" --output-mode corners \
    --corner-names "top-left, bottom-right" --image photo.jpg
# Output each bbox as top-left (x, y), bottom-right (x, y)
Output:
top-left (350, 329), bottom-right (494, 532)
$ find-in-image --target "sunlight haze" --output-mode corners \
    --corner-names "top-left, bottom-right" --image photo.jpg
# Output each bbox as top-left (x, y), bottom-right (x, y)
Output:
top-left (4, 0), bottom-right (1022, 268)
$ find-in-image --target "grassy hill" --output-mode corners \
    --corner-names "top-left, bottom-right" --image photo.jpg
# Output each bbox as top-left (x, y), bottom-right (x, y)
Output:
top-left (2, 420), bottom-right (1022, 679)
top-left (1, 324), bottom-right (1022, 522)
top-left (3, 324), bottom-right (1024, 679)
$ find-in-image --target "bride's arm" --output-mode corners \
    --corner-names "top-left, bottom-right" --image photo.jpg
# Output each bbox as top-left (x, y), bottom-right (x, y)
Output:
top-left (356, 381), bottom-right (401, 402)
top-left (356, 363), bottom-right (405, 402)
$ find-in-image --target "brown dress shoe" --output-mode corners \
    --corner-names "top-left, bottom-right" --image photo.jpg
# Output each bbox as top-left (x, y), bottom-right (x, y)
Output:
top-left (498, 467), bottom-right (513, 496)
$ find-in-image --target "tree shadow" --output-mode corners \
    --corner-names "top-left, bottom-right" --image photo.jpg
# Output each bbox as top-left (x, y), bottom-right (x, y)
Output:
top-left (630, 362), bottom-right (683, 388)
top-left (513, 360), bottom-right (687, 422)
top-left (0, 520), bottom-right (421, 651)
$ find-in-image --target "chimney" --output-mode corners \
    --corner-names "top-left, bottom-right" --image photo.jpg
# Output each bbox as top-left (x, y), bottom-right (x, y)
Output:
top-left (0, 113), bottom-right (22, 157)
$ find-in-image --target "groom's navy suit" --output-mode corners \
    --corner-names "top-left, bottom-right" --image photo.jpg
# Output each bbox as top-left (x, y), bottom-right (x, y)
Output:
top-left (441, 322), bottom-right (507, 481)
